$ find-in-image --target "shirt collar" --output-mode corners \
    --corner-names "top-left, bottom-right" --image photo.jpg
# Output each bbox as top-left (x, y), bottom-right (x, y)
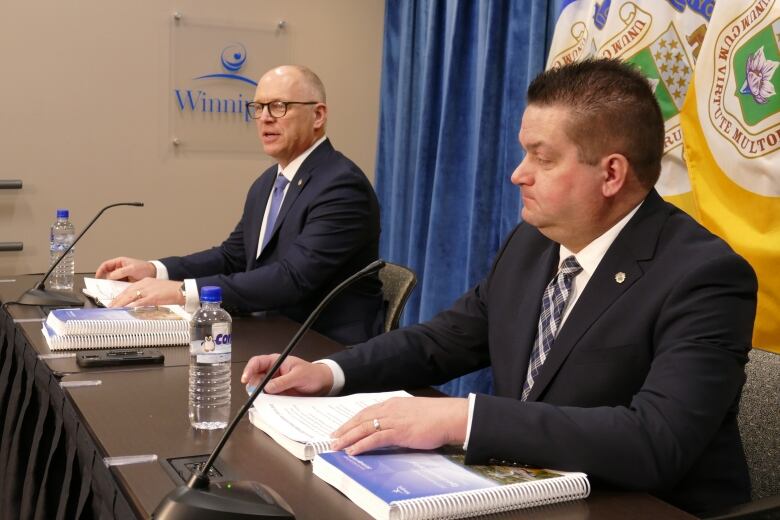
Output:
top-left (276, 135), bottom-right (327, 183)
top-left (558, 200), bottom-right (644, 275)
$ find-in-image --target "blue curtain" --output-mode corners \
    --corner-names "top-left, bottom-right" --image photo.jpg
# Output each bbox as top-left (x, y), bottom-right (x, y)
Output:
top-left (375, 0), bottom-right (562, 396)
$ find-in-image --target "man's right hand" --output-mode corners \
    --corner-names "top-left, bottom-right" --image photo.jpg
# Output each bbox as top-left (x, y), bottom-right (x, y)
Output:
top-left (241, 354), bottom-right (334, 397)
top-left (95, 257), bottom-right (156, 282)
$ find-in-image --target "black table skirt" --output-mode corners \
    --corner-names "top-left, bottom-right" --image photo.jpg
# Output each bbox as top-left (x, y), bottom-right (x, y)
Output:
top-left (0, 309), bottom-right (136, 519)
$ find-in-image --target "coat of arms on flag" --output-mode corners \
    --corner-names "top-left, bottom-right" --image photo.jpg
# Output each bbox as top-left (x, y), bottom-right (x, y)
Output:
top-left (699, 1), bottom-right (780, 195)
top-left (681, 0), bottom-right (780, 352)
top-left (628, 24), bottom-right (694, 123)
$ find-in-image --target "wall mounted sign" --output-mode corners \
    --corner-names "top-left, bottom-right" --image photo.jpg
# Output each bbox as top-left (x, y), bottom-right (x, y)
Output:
top-left (169, 13), bottom-right (289, 153)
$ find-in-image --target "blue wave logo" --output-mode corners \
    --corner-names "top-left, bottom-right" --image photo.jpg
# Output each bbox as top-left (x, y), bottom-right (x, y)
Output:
top-left (221, 44), bottom-right (246, 72)
top-left (194, 43), bottom-right (257, 86)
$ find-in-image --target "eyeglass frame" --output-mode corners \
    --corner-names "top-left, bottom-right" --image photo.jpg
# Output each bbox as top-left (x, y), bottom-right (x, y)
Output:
top-left (245, 100), bottom-right (320, 119)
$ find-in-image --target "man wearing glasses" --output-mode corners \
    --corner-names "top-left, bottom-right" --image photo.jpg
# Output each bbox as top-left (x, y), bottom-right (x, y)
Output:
top-left (96, 65), bottom-right (384, 345)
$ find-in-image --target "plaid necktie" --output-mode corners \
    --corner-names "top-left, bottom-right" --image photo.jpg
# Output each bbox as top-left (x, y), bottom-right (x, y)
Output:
top-left (521, 256), bottom-right (583, 401)
top-left (260, 174), bottom-right (290, 252)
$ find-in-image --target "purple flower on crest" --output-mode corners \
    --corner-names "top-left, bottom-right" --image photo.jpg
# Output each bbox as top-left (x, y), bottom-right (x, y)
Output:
top-left (739, 46), bottom-right (778, 104)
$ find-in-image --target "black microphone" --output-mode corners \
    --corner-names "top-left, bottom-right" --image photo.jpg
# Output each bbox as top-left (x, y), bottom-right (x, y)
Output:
top-left (17, 202), bottom-right (145, 307)
top-left (152, 260), bottom-right (386, 520)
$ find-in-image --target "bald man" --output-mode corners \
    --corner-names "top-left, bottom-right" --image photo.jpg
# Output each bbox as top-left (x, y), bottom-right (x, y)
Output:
top-left (97, 66), bottom-right (384, 344)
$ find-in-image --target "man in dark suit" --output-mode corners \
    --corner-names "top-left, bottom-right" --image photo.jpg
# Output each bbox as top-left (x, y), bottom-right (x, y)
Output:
top-left (96, 65), bottom-right (384, 344)
top-left (241, 59), bottom-right (758, 514)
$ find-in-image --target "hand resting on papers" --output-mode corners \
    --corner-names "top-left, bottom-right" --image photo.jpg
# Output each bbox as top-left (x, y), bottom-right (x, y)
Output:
top-left (241, 354), bottom-right (469, 455)
top-left (108, 278), bottom-right (185, 308)
top-left (96, 257), bottom-right (185, 308)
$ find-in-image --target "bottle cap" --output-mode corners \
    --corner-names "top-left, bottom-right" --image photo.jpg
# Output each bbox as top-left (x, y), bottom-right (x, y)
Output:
top-left (199, 286), bottom-right (222, 302)
top-left (56, 209), bottom-right (69, 218)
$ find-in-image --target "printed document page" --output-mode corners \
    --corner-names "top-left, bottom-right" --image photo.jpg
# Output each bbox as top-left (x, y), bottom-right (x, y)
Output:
top-left (253, 391), bottom-right (412, 443)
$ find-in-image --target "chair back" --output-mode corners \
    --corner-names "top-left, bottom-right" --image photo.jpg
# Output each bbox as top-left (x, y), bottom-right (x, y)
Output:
top-left (378, 262), bottom-right (417, 333)
top-left (739, 348), bottom-right (780, 500)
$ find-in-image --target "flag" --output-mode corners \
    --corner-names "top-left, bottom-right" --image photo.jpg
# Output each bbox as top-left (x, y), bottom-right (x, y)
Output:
top-left (546, 0), bottom-right (715, 216)
top-left (680, 0), bottom-right (780, 352)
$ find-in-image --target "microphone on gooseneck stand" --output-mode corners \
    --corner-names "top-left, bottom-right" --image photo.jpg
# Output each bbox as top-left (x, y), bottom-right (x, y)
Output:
top-left (16, 202), bottom-right (145, 307)
top-left (152, 260), bottom-right (386, 520)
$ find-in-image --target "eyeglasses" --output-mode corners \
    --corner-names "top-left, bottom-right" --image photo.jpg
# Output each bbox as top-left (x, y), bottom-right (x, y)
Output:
top-left (246, 100), bottom-right (319, 119)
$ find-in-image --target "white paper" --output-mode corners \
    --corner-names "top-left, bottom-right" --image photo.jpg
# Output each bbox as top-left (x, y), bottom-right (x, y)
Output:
top-left (82, 277), bottom-right (131, 307)
top-left (252, 391), bottom-right (412, 443)
top-left (81, 278), bottom-right (191, 320)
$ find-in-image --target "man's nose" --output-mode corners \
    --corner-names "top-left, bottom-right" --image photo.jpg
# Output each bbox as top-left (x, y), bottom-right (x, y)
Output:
top-left (259, 105), bottom-right (276, 122)
top-left (511, 157), bottom-right (529, 185)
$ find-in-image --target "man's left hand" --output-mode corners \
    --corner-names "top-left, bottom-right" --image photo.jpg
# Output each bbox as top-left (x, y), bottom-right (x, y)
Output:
top-left (330, 397), bottom-right (469, 455)
top-left (110, 279), bottom-right (185, 308)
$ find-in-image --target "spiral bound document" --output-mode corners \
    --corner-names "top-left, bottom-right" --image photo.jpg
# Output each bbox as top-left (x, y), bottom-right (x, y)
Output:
top-left (313, 448), bottom-right (589, 520)
top-left (45, 306), bottom-right (190, 336)
top-left (41, 323), bottom-right (189, 351)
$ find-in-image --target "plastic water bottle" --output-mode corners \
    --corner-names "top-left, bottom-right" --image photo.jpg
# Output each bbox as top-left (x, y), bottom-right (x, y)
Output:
top-left (47, 209), bottom-right (76, 290)
top-left (189, 286), bottom-right (232, 429)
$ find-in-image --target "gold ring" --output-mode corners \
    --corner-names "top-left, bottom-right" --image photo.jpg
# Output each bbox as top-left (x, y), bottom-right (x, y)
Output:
top-left (135, 290), bottom-right (142, 299)
top-left (372, 418), bottom-right (381, 432)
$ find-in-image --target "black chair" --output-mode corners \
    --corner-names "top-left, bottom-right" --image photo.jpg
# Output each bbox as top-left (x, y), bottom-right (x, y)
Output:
top-left (703, 348), bottom-right (780, 520)
top-left (378, 262), bottom-right (417, 333)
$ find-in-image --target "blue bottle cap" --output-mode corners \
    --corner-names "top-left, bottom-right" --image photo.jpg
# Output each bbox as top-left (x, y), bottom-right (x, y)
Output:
top-left (56, 209), bottom-right (69, 218)
top-left (199, 286), bottom-right (222, 302)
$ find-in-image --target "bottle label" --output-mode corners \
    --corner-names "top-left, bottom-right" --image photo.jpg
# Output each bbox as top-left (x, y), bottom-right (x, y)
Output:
top-left (191, 322), bottom-right (231, 363)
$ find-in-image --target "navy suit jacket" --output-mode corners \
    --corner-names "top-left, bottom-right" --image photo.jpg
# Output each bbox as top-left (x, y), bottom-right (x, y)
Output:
top-left (160, 139), bottom-right (384, 345)
top-left (329, 190), bottom-right (757, 514)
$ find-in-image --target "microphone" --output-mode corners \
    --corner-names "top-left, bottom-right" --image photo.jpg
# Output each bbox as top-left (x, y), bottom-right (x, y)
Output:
top-left (152, 260), bottom-right (386, 520)
top-left (17, 202), bottom-right (145, 307)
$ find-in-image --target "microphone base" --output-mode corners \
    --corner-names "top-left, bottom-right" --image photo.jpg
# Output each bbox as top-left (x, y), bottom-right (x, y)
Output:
top-left (17, 287), bottom-right (84, 307)
top-left (152, 480), bottom-right (294, 520)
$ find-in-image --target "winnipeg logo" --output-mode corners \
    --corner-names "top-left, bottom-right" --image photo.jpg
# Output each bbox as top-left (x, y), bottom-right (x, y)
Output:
top-left (173, 43), bottom-right (256, 122)
top-left (194, 43), bottom-right (258, 87)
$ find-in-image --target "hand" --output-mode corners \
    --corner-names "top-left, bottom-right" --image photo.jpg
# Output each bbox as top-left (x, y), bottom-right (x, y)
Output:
top-left (241, 355), bottom-right (334, 396)
top-left (95, 257), bottom-right (156, 282)
top-left (331, 397), bottom-right (469, 455)
top-left (110, 278), bottom-right (184, 307)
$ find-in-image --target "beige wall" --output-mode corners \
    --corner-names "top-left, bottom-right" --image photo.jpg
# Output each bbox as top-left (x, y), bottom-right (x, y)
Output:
top-left (0, 0), bottom-right (385, 278)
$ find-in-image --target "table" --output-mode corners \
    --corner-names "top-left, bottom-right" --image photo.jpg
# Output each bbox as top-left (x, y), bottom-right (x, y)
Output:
top-left (0, 275), bottom-right (696, 519)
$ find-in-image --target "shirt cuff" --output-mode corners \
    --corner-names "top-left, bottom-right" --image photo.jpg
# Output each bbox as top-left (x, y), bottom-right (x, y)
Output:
top-left (463, 392), bottom-right (476, 450)
top-left (313, 359), bottom-right (345, 396)
top-left (183, 278), bottom-right (200, 313)
top-left (151, 260), bottom-right (169, 280)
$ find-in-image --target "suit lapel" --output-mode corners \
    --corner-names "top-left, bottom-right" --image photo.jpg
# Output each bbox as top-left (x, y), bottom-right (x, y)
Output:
top-left (507, 242), bottom-right (559, 399)
top-left (525, 191), bottom-right (668, 401)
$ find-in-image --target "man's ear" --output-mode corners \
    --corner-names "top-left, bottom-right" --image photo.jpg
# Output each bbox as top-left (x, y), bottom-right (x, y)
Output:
top-left (313, 103), bottom-right (327, 130)
top-left (601, 153), bottom-right (630, 197)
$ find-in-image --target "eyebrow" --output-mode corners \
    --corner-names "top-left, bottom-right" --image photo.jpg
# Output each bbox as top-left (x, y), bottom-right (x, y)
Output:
top-left (522, 141), bottom-right (549, 153)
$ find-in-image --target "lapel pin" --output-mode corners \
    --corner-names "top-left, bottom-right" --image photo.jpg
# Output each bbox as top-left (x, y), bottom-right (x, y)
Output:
top-left (297, 179), bottom-right (303, 187)
top-left (615, 272), bottom-right (626, 284)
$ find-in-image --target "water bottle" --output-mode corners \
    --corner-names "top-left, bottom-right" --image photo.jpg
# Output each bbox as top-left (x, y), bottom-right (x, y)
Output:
top-left (189, 286), bottom-right (232, 429)
top-left (47, 209), bottom-right (76, 290)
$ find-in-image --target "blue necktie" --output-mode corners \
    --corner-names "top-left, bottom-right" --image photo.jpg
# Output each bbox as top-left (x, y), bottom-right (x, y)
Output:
top-left (521, 256), bottom-right (583, 401)
top-left (260, 174), bottom-right (290, 252)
